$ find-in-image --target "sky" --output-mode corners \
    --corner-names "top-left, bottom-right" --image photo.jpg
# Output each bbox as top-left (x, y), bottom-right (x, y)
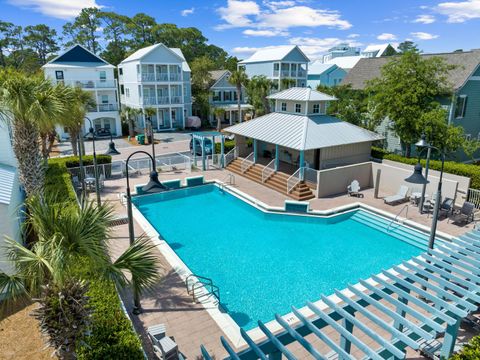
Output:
top-left (1, 0), bottom-right (480, 61)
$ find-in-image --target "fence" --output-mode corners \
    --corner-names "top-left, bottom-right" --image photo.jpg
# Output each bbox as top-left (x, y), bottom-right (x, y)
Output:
top-left (467, 188), bottom-right (480, 209)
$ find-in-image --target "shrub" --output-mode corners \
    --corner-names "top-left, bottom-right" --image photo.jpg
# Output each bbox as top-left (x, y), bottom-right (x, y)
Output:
top-left (450, 336), bottom-right (480, 359)
top-left (214, 139), bottom-right (235, 153)
top-left (371, 146), bottom-right (480, 190)
top-left (63, 154), bottom-right (112, 168)
top-left (45, 161), bottom-right (77, 203)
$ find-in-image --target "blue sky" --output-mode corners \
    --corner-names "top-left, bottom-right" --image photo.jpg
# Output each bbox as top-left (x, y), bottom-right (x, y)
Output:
top-left (2, 0), bottom-right (480, 60)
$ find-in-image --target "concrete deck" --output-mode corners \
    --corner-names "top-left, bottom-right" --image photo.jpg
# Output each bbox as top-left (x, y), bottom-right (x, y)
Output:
top-left (94, 152), bottom-right (477, 359)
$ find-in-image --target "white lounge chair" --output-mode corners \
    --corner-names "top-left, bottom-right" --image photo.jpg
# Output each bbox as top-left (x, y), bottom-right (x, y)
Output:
top-left (384, 185), bottom-right (409, 205)
top-left (147, 324), bottom-right (180, 360)
top-left (347, 180), bottom-right (363, 197)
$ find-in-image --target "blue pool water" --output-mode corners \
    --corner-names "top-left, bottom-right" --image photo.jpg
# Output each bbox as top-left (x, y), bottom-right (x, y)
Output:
top-left (133, 185), bottom-right (422, 330)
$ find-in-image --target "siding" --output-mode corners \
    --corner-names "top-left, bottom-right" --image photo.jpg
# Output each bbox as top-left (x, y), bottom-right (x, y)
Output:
top-left (244, 62), bottom-right (274, 78)
top-left (320, 142), bottom-right (372, 168)
top-left (0, 123), bottom-right (15, 167)
top-left (283, 48), bottom-right (309, 62)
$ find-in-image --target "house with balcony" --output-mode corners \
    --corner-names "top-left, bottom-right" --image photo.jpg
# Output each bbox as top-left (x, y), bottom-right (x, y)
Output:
top-left (224, 87), bottom-right (383, 200)
top-left (208, 70), bottom-right (253, 125)
top-left (118, 43), bottom-right (192, 131)
top-left (238, 45), bottom-right (310, 92)
top-left (307, 62), bottom-right (347, 88)
top-left (321, 43), bottom-right (360, 63)
top-left (42, 44), bottom-right (121, 139)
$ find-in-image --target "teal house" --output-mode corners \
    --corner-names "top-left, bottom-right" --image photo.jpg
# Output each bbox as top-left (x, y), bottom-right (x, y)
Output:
top-left (307, 62), bottom-right (347, 88)
top-left (343, 49), bottom-right (480, 161)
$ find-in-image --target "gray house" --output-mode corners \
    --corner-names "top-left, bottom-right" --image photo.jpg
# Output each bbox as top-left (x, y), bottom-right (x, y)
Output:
top-left (342, 49), bottom-right (480, 160)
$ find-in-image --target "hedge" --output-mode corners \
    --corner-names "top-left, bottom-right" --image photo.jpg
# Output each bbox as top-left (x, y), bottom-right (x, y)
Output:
top-left (371, 147), bottom-right (480, 190)
top-left (214, 139), bottom-right (235, 153)
top-left (45, 156), bottom-right (144, 359)
top-left (450, 336), bottom-right (480, 359)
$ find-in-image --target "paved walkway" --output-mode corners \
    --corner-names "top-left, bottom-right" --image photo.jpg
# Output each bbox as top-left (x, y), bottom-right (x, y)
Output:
top-left (95, 168), bottom-right (477, 359)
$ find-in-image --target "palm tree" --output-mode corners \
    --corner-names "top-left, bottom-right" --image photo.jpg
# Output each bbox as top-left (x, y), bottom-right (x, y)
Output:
top-left (0, 69), bottom-right (71, 196)
top-left (0, 194), bottom-right (160, 358)
top-left (229, 69), bottom-right (248, 123)
top-left (120, 105), bottom-right (141, 138)
top-left (245, 75), bottom-right (273, 116)
top-left (280, 78), bottom-right (296, 90)
top-left (213, 107), bottom-right (225, 131)
top-left (143, 107), bottom-right (157, 144)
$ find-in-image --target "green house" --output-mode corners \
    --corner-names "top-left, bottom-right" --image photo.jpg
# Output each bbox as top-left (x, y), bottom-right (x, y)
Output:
top-left (342, 49), bottom-right (480, 161)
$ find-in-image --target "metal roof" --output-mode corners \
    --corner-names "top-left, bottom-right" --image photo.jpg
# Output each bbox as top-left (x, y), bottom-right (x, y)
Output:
top-left (307, 62), bottom-right (337, 75)
top-left (224, 113), bottom-right (383, 150)
top-left (362, 44), bottom-right (392, 56)
top-left (119, 44), bottom-right (191, 71)
top-left (267, 88), bottom-right (337, 102)
top-left (0, 164), bottom-right (16, 205)
top-left (239, 45), bottom-right (309, 64)
top-left (325, 56), bottom-right (362, 70)
top-left (201, 227), bottom-right (480, 360)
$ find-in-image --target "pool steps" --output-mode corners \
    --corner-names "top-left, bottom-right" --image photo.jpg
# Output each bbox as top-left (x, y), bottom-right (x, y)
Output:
top-left (350, 211), bottom-right (438, 250)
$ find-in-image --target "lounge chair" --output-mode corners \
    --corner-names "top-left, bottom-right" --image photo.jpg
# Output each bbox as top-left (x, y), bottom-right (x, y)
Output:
top-left (449, 201), bottom-right (476, 224)
top-left (384, 185), bottom-right (409, 205)
top-left (418, 337), bottom-right (466, 360)
top-left (347, 180), bottom-right (363, 198)
top-left (147, 324), bottom-right (180, 360)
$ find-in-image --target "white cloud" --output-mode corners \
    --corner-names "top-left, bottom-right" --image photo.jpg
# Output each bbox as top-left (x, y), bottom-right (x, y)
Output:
top-left (243, 29), bottom-right (289, 36)
top-left (411, 31), bottom-right (439, 40)
top-left (436, 0), bottom-right (480, 22)
top-left (181, 7), bottom-right (195, 16)
top-left (347, 33), bottom-right (360, 38)
top-left (217, 0), bottom-right (352, 31)
top-left (413, 14), bottom-right (436, 23)
top-left (377, 33), bottom-right (397, 40)
top-left (7, 0), bottom-right (102, 19)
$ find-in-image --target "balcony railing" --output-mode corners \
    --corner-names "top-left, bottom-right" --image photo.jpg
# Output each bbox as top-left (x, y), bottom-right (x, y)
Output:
top-left (88, 104), bottom-right (119, 112)
top-left (158, 96), bottom-right (170, 104)
top-left (273, 70), bottom-right (279, 77)
top-left (169, 73), bottom-right (181, 81)
top-left (281, 70), bottom-right (290, 77)
top-left (60, 79), bottom-right (117, 89)
top-left (143, 97), bottom-right (157, 105)
top-left (171, 96), bottom-right (182, 104)
top-left (156, 73), bottom-right (169, 81)
top-left (298, 70), bottom-right (306, 77)
top-left (139, 73), bottom-right (156, 81)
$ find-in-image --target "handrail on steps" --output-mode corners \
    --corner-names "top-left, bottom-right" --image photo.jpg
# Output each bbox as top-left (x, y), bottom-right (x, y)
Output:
top-left (186, 274), bottom-right (221, 303)
top-left (387, 204), bottom-right (409, 231)
top-left (224, 147), bottom-right (237, 166)
top-left (262, 158), bottom-right (276, 183)
top-left (240, 152), bottom-right (255, 173)
top-left (286, 167), bottom-right (302, 194)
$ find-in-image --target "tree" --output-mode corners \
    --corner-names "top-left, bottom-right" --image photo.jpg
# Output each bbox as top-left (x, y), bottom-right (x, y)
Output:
top-left (0, 21), bottom-right (19, 67)
top-left (280, 78), bottom-right (296, 90)
top-left (245, 76), bottom-right (273, 116)
top-left (23, 24), bottom-right (59, 65)
top-left (63, 7), bottom-right (102, 53)
top-left (190, 56), bottom-right (215, 120)
top-left (420, 106), bottom-right (464, 154)
top-left (121, 106), bottom-right (141, 137)
top-left (0, 69), bottom-right (71, 196)
top-left (213, 107), bottom-right (225, 131)
top-left (126, 13), bottom-right (156, 47)
top-left (366, 51), bottom-right (455, 157)
top-left (143, 107), bottom-right (157, 143)
top-left (98, 12), bottom-right (129, 65)
top-left (397, 41), bottom-right (419, 54)
top-left (229, 69), bottom-right (248, 123)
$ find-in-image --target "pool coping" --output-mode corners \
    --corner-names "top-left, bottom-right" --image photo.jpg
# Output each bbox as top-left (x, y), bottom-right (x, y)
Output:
top-left (130, 180), bottom-right (454, 351)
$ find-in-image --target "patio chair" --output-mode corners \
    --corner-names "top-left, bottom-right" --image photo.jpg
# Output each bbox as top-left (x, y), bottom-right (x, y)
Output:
top-left (448, 201), bottom-right (476, 225)
top-left (438, 197), bottom-right (454, 218)
top-left (418, 337), bottom-right (466, 360)
top-left (384, 185), bottom-right (409, 205)
top-left (347, 180), bottom-right (363, 198)
top-left (147, 324), bottom-right (180, 360)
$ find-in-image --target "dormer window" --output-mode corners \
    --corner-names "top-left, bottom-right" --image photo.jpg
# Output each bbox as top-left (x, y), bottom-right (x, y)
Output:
top-left (295, 103), bottom-right (302, 113)
top-left (313, 104), bottom-right (320, 114)
top-left (281, 102), bottom-right (287, 111)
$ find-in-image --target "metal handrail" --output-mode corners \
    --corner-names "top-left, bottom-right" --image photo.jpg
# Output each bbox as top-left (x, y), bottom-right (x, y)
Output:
top-left (287, 167), bottom-right (302, 193)
top-left (262, 158), bottom-right (276, 183)
top-left (387, 204), bottom-right (409, 232)
top-left (185, 274), bottom-right (220, 303)
top-left (224, 147), bottom-right (237, 166)
top-left (303, 166), bottom-right (318, 190)
top-left (240, 152), bottom-right (254, 173)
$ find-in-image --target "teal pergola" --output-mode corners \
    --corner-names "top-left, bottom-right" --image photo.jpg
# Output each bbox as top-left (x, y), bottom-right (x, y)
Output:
top-left (192, 131), bottom-right (226, 171)
top-left (200, 228), bottom-right (480, 359)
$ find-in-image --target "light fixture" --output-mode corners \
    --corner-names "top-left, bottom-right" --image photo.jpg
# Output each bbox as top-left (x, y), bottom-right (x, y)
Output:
top-left (404, 163), bottom-right (429, 185)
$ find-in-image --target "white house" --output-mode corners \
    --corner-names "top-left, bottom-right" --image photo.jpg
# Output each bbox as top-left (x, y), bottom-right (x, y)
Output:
top-left (321, 43), bottom-right (360, 63)
top-left (118, 43), bottom-right (192, 131)
top-left (0, 122), bottom-right (23, 279)
top-left (43, 44), bottom-right (122, 139)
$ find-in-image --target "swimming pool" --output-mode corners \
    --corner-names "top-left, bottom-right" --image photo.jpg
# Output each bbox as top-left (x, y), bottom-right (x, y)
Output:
top-left (133, 184), bottom-right (423, 330)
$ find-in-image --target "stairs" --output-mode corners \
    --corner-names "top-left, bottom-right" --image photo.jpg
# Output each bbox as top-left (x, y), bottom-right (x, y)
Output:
top-left (226, 159), bottom-right (315, 201)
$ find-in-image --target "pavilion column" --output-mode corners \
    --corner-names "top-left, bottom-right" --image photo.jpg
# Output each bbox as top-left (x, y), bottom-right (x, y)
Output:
top-left (299, 150), bottom-right (305, 181)
top-left (340, 317), bottom-right (354, 354)
top-left (441, 316), bottom-right (461, 359)
top-left (201, 137), bottom-right (206, 171)
top-left (253, 139), bottom-right (258, 164)
top-left (220, 136), bottom-right (225, 168)
top-left (275, 144), bottom-right (279, 171)
top-left (267, 351), bottom-right (281, 360)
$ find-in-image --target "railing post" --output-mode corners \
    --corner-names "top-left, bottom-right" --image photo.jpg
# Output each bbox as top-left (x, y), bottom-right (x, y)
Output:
top-left (253, 139), bottom-right (257, 164)
top-left (299, 150), bottom-right (305, 181)
top-left (275, 144), bottom-right (279, 171)
top-left (220, 136), bottom-right (225, 168)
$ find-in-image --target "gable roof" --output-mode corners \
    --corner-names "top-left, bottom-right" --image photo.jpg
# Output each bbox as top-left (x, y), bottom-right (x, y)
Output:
top-left (325, 56), bottom-right (362, 70)
top-left (120, 43), bottom-right (190, 71)
top-left (0, 164), bottom-right (16, 205)
top-left (343, 49), bottom-right (480, 90)
top-left (308, 62), bottom-right (338, 75)
top-left (225, 113), bottom-right (383, 150)
top-left (209, 70), bottom-right (231, 88)
top-left (267, 87), bottom-right (337, 101)
top-left (362, 44), bottom-right (392, 57)
top-left (45, 44), bottom-right (108, 65)
top-left (239, 45), bottom-right (309, 64)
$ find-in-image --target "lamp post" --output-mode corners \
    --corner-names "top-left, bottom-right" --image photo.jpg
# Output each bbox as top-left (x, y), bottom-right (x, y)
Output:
top-left (77, 132), bottom-right (86, 197)
top-left (416, 134), bottom-right (431, 214)
top-left (405, 136), bottom-right (446, 249)
top-left (84, 117), bottom-right (101, 207)
top-left (104, 129), bottom-right (120, 155)
top-left (145, 117), bottom-right (156, 164)
top-left (125, 150), bottom-right (167, 314)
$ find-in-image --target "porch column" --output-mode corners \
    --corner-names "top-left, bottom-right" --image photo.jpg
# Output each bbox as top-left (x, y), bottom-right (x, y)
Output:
top-left (441, 317), bottom-right (461, 359)
top-left (299, 150), bottom-right (305, 181)
top-left (220, 136), bottom-right (225, 168)
top-left (275, 144), bottom-right (279, 171)
top-left (230, 110), bottom-right (233, 125)
top-left (253, 139), bottom-right (258, 164)
top-left (201, 137), bottom-right (206, 171)
top-left (212, 135), bottom-right (216, 168)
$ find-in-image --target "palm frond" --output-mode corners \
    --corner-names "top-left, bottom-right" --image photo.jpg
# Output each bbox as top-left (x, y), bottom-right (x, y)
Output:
top-left (0, 271), bottom-right (29, 306)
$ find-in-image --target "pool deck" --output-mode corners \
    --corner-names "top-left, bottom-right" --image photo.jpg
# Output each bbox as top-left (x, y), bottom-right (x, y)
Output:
top-left (99, 166), bottom-right (478, 359)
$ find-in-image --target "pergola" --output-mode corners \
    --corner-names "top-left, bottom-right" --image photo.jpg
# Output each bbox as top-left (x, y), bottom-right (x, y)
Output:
top-left (191, 131), bottom-right (226, 171)
top-left (200, 228), bottom-right (480, 359)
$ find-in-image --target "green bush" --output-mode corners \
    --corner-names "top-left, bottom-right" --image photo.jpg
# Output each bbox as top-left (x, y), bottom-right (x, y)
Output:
top-left (371, 146), bottom-right (480, 190)
top-left (63, 154), bottom-right (112, 168)
top-left (45, 161), bottom-right (77, 203)
top-left (214, 139), bottom-right (235, 153)
top-left (450, 336), bottom-right (480, 359)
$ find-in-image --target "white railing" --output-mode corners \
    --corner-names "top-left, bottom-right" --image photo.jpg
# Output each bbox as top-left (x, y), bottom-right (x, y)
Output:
top-left (140, 73), bottom-right (156, 81)
top-left (97, 103), bottom-right (119, 112)
top-left (143, 97), bottom-right (157, 105)
top-left (209, 154), bottom-right (223, 169)
top-left (224, 147), bottom-right (237, 166)
top-left (287, 167), bottom-right (302, 194)
top-left (241, 152), bottom-right (254, 173)
top-left (156, 73), bottom-right (169, 81)
top-left (171, 96), bottom-right (182, 104)
top-left (262, 158), bottom-right (276, 183)
top-left (467, 188), bottom-right (480, 209)
top-left (158, 96), bottom-right (170, 104)
top-left (155, 153), bottom-right (191, 173)
top-left (303, 167), bottom-right (318, 190)
top-left (60, 79), bottom-right (117, 89)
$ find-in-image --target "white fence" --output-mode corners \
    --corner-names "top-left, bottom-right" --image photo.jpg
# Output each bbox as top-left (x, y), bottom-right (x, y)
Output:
top-left (467, 188), bottom-right (480, 209)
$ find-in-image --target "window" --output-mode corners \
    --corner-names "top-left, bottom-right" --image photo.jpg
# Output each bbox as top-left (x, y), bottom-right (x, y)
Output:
top-left (120, 85), bottom-right (125, 95)
top-left (213, 91), bottom-right (221, 102)
top-left (99, 71), bottom-right (106, 82)
top-left (281, 102), bottom-right (287, 111)
top-left (125, 88), bottom-right (130, 97)
top-left (119, 68), bottom-right (123, 75)
top-left (101, 95), bottom-right (108, 104)
top-left (224, 91), bottom-right (232, 101)
top-left (136, 65), bottom-right (140, 74)
top-left (55, 70), bottom-right (64, 80)
top-left (455, 95), bottom-right (467, 118)
top-left (313, 104), bottom-right (320, 113)
top-left (295, 103), bottom-right (302, 113)
top-left (171, 109), bottom-right (176, 121)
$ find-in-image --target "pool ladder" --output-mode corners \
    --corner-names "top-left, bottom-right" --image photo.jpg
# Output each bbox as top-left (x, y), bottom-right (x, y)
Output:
top-left (186, 274), bottom-right (221, 304)
top-left (220, 173), bottom-right (235, 192)
top-left (387, 204), bottom-right (409, 232)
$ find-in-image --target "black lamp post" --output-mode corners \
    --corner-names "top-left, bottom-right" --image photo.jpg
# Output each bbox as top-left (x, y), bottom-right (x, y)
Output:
top-left (405, 135), bottom-right (445, 249)
top-left (84, 117), bottom-right (101, 207)
top-left (125, 150), bottom-right (168, 314)
top-left (104, 129), bottom-right (120, 155)
top-left (146, 117), bottom-right (156, 164)
top-left (77, 132), bottom-right (86, 197)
